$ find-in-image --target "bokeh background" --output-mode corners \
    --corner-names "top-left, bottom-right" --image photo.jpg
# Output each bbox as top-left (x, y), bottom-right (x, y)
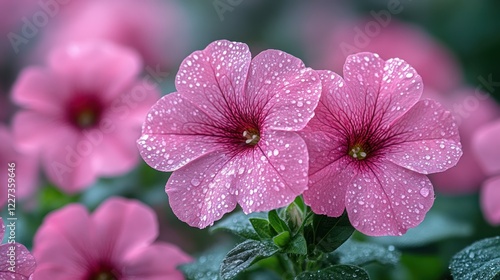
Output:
top-left (1, 1), bottom-right (500, 279)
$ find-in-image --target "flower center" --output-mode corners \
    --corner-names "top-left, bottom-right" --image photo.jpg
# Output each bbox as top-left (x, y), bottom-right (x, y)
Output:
top-left (242, 128), bottom-right (260, 146)
top-left (67, 95), bottom-right (103, 129)
top-left (349, 144), bottom-right (367, 160)
top-left (91, 271), bottom-right (118, 280)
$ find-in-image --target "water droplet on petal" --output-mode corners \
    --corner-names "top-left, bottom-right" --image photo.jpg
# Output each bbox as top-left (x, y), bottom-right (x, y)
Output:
top-left (191, 178), bottom-right (201, 186)
top-left (420, 188), bottom-right (430, 197)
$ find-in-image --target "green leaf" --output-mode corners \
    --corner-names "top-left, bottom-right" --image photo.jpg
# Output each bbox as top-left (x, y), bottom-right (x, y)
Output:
top-left (284, 234), bottom-right (308, 255)
top-left (293, 195), bottom-right (306, 212)
top-left (220, 240), bottom-right (280, 280)
top-left (210, 211), bottom-right (266, 240)
top-left (179, 246), bottom-right (229, 280)
top-left (295, 264), bottom-right (369, 280)
top-left (331, 239), bottom-right (401, 266)
top-left (249, 218), bottom-right (273, 239)
top-left (310, 212), bottom-right (355, 253)
top-left (450, 236), bottom-right (500, 280)
top-left (273, 231), bottom-right (291, 247)
top-left (268, 209), bottom-right (290, 233)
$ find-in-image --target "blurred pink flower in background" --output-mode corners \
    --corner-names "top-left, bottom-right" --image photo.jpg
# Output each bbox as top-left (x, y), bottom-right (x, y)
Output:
top-left (472, 120), bottom-right (500, 225)
top-left (12, 42), bottom-right (159, 193)
top-left (33, 197), bottom-right (191, 279)
top-left (306, 19), bottom-right (462, 94)
top-left (0, 218), bottom-right (36, 279)
top-left (0, 125), bottom-right (38, 207)
top-left (138, 40), bottom-right (321, 228)
top-left (32, 0), bottom-right (190, 69)
top-left (300, 53), bottom-right (462, 236)
top-left (425, 88), bottom-right (500, 194)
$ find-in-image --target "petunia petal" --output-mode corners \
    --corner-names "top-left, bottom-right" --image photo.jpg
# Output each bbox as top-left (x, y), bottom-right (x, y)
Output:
top-left (166, 152), bottom-right (238, 228)
top-left (137, 92), bottom-right (220, 172)
top-left (385, 99), bottom-right (462, 174)
top-left (91, 197), bottom-right (158, 261)
top-left (237, 130), bottom-right (309, 214)
top-left (343, 53), bottom-right (423, 125)
top-left (303, 156), bottom-right (354, 217)
top-left (481, 176), bottom-right (500, 225)
top-left (12, 68), bottom-right (70, 114)
top-left (175, 40), bottom-right (251, 114)
top-left (472, 120), bottom-right (500, 176)
top-left (33, 204), bottom-right (92, 279)
top-left (245, 50), bottom-right (321, 131)
top-left (123, 243), bottom-right (192, 280)
top-left (0, 243), bottom-right (36, 280)
top-left (48, 42), bottom-right (142, 103)
top-left (104, 79), bottom-right (160, 125)
top-left (303, 70), bottom-right (354, 141)
top-left (91, 126), bottom-right (139, 176)
top-left (42, 132), bottom-right (98, 193)
top-left (345, 161), bottom-right (434, 236)
top-left (12, 111), bottom-right (67, 153)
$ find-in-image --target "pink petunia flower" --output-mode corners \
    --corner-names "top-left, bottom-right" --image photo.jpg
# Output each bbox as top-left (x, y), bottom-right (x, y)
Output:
top-left (12, 42), bottom-right (159, 193)
top-left (138, 40), bottom-right (321, 228)
top-left (0, 125), bottom-right (39, 207)
top-left (0, 217), bottom-right (36, 279)
top-left (472, 120), bottom-right (500, 225)
top-left (300, 52), bottom-right (462, 236)
top-left (33, 197), bottom-right (192, 280)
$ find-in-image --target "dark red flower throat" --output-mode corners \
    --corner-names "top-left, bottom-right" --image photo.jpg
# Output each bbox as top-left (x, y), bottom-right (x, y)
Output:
top-left (66, 94), bottom-right (104, 129)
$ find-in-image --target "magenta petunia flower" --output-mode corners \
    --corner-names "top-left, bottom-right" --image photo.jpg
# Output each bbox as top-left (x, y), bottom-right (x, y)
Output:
top-left (138, 40), bottom-right (321, 228)
top-left (12, 42), bottom-right (159, 192)
top-left (472, 120), bottom-right (500, 225)
top-left (300, 52), bottom-right (462, 236)
top-left (33, 197), bottom-right (192, 280)
top-left (0, 218), bottom-right (36, 279)
top-left (0, 125), bottom-right (39, 207)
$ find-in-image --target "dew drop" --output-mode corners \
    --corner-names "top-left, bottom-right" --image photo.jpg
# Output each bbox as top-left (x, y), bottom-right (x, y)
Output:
top-left (297, 101), bottom-right (304, 107)
top-left (420, 188), bottom-right (430, 197)
top-left (191, 178), bottom-right (201, 186)
top-left (405, 72), bottom-right (413, 78)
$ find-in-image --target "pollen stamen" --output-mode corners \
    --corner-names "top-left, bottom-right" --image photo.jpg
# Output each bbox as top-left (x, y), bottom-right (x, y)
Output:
top-left (243, 129), bottom-right (260, 146)
top-left (349, 145), bottom-right (367, 160)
